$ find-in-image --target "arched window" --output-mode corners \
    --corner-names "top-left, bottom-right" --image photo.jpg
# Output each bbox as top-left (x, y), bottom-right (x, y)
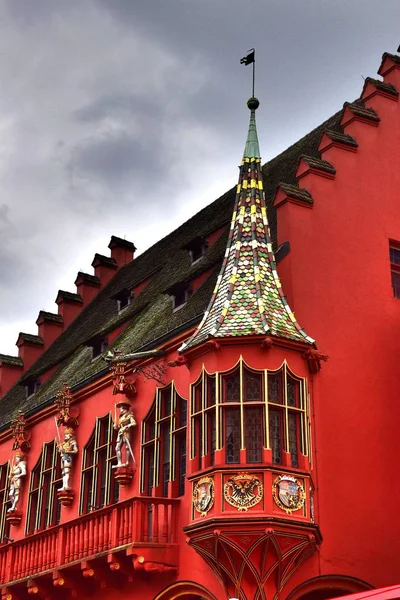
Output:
top-left (80, 413), bottom-right (118, 514)
top-left (0, 463), bottom-right (10, 543)
top-left (141, 384), bottom-right (187, 497)
top-left (190, 360), bottom-right (310, 469)
top-left (26, 441), bottom-right (61, 534)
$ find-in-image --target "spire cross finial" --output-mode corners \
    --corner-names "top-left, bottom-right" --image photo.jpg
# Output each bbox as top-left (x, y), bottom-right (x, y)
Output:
top-left (240, 48), bottom-right (255, 97)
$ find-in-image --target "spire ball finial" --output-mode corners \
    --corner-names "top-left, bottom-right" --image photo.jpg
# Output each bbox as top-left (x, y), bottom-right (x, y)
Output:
top-left (247, 97), bottom-right (260, 110)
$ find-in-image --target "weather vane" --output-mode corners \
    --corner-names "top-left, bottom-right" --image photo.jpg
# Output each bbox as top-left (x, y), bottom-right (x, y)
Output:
top-left (240, 48), bottom-right (255, 97)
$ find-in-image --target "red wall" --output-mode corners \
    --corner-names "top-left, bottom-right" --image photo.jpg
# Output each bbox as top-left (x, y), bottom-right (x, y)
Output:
top-left (275, 80), bottom-right (400, 591)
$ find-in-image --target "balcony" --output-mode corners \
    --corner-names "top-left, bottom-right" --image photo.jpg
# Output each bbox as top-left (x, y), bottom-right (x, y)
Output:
top-left (0, 496), bottom-right (179, 593)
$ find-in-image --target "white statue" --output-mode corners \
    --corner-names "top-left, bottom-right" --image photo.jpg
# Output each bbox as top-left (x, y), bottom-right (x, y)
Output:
top-left (113, 400), bottom-right (136, 468)
top-left (8, 451), bottom-right (26, 512)
top-left (58, 427), bottom-right (78, 491)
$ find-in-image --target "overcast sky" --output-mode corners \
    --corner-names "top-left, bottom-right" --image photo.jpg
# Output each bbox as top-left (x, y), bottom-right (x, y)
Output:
top-left (0, 0), bottom-right (399, 355)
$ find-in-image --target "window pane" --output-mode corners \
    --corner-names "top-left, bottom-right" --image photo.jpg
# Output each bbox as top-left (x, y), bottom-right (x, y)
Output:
top-left (391, 270), bottom-right (400, 299)
top-left (162, 388), bottom-right (172, 417)
top-left (244, 370), bottom-right (262, 402)
top-left (287, 376), bottom-right (299, 407)
top-left (245, 406), bottom-right (263, 463)
top-left (269, 408), bottom-right (282, 464)
top-left (390, 246), bottom-right (400, 265)
top-left (225, 408), bottom-right (240, 463)
top-left (178, 435), bottom-right (186, 496)
top-left (207, 411), bottom-right (216, 465)
top-left (224, 372), bottom-right (240, 403)
top-left (194, 383), bottom-right (202, 413)
top-left (288, 412), bottom-right (299, 467)
top-left (207, 376), bottom-right (216, 407)
top-left (268, 372), bottom-right (283, 404)
top-left (176, 395), bottom-right (187, 427)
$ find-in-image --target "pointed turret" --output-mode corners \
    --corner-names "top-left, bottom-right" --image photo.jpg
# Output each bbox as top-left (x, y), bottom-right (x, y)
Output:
top-left (179, 97), bottom-right (314, 352)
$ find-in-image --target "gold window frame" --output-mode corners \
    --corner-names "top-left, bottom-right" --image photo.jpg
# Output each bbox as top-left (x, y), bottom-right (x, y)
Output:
top-left (140, 382), bottom-right (187, 495)
top-left (189, 357), bottom-right (311, 466)
top-left (79, 413), bottom-right (117, 514)
top-left (25, 440), bottom-right (61, 534)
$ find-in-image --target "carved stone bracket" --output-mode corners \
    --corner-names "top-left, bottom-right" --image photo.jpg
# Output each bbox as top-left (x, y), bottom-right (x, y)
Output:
top-left (57, 489), bottom-right (74, 507)
top-left (113, 466), bottom-right (135, 486)
top-left (5, 511), bottom-right (22, 528)
top-left (55, 383), bottom-right (79, 428)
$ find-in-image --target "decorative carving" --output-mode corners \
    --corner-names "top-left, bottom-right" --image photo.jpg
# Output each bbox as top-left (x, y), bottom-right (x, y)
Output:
top-left (167, 355), bottom-right (189, 368)
top-left (11, 410), bottom-right (31, 451)
top-left (303, 348), bottom-right (329, 373)
top-left (112, 400), bottom-right (137, 468)
top-left (272, 474), bottom-right (306, 515)
top-left (223, 473), bottom-right (263, 512)
top-left (138, 360), bottom-right (166, 386)
top-left (57, 427), bottom-right (78, 492)
top-left (193, 476), bottom-right (214, 517)
top-left (110, 361), bottom-right (136, 396)
top-left (8, 450), bottom-right (26, 513)
top-left (55, 383), bottom-right (79, 427)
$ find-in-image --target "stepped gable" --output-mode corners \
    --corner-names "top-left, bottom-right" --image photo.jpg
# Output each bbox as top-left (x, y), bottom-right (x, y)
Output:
top-left (323, 129), bottom-right (358, 148)
top-left (277, 184), bottom-right (313, 204)
top-left (0, 354), bottom-right (23, 367)
top-left (0, 107), bottom-right (343, 426)
top-left (179, 97), bottom-right (315, 352)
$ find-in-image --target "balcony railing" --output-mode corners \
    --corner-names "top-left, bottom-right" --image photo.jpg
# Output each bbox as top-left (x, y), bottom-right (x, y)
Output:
top-left (0, 496), bottom-right (179, 585)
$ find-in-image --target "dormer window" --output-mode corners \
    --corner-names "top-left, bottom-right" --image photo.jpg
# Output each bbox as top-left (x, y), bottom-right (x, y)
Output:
top-left (89, 336), bottom-right (108, 359)
top-left (172, 284), bottom-right (192, 311)
top-left (26, 379), bottom-right (40, 398)
top-left (115, 288), bottom-right (133, 313)
top-left (184, 237), bottom-right (208, 265)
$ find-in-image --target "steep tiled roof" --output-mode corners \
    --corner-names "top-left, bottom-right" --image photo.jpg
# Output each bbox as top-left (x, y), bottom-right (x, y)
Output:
top-left (180, 98), bottom-right (314, 351)
top-left (0, 106), bottom-right (343, 425)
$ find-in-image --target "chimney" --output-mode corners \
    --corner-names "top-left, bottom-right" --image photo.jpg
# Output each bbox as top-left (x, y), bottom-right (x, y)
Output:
top-left (36, 311), bottom-right (64, 349)
top-left (56, 290), bottom-right (83, 328)
top-left (91, 253), bottom-right (118, 287)
top-left (74, 272), bottom-right (101, 306)
top-left (16, 333), bottom-right (44, 371)
top-left (108, 236), bottom-right (136, 269)
top-left (0, 354), bottom-right (23, 397)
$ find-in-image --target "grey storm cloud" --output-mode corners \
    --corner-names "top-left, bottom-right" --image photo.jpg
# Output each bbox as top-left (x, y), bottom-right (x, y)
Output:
top-left (0, 0), bottom-right (400, 354)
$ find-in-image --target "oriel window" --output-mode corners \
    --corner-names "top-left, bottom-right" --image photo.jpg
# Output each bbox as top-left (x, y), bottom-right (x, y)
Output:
top-left (189, 359), bottom-right (310, 470)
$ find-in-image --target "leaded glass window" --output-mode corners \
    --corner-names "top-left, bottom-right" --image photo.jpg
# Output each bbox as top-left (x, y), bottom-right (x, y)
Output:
top-left (225, 407), bottom-right (241, 463)
top-left (141, 383), bottom-right (187, 498)
top-left (26, 441), bottom-right (62, 534)
top-left (188, 361), bottom-right (310, 470)
top-left (80, 414), bottom-right (118, 515)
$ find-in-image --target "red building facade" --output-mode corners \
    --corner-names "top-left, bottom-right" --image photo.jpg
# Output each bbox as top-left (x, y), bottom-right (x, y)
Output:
top-left (0, 50), bottom-right (399, 600)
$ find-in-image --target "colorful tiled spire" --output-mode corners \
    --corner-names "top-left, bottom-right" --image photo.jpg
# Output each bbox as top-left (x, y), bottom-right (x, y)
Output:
top-left (179, 98), bottom-right (314, 352)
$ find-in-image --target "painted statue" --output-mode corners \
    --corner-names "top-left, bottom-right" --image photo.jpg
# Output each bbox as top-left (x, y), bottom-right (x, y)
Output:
top-left (113, 400), bottom-right (136, 467)
top-left (58, 427), bottom-right (78, 491)
top-left (8, 450), bottom-right (26, 512)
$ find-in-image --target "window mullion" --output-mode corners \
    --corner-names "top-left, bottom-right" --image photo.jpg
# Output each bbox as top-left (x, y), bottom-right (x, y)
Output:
top-left (283, 365), bottom-right (289, 454)
top-left (264, 370), bottom-right (269, 449)
top-left (239, 359), bottom-right (244, 451)
top-left (215, 372), bottom-right (220, 451)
